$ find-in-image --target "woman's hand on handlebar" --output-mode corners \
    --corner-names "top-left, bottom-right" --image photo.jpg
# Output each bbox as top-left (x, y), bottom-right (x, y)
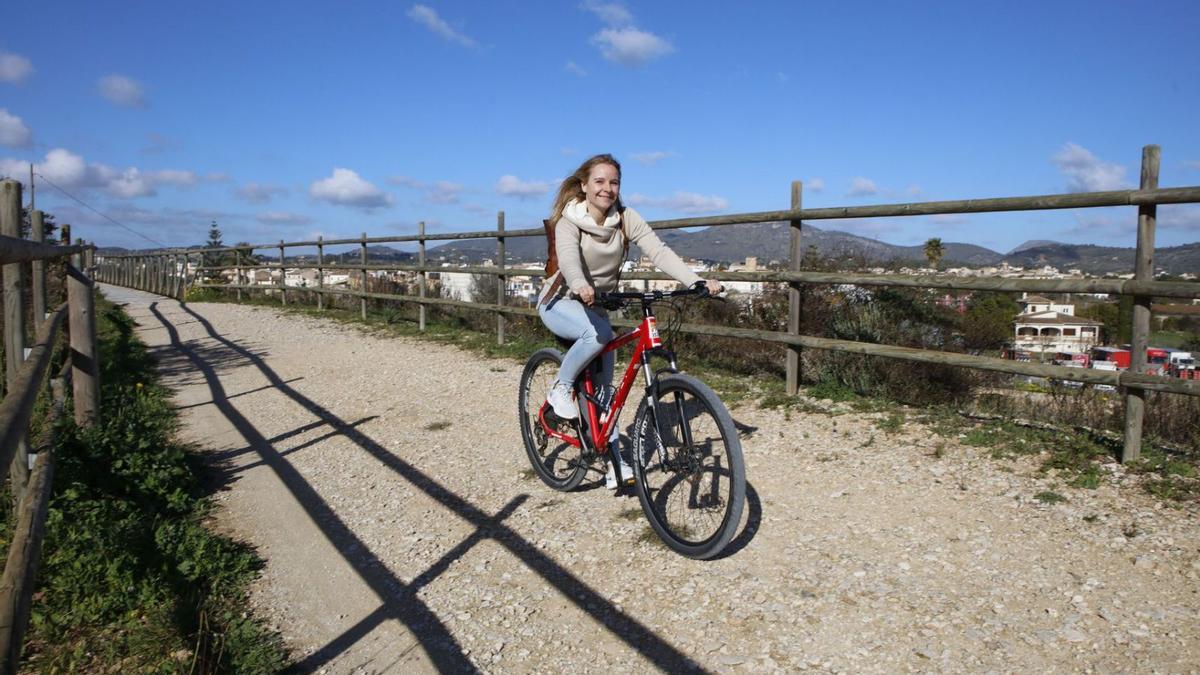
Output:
top-left (576, 285), bottom-right (595, 305)
top-left (704, 279), bottom-right (722, 296)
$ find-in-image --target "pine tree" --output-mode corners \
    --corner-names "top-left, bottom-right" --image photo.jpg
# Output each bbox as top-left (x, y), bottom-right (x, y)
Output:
top-left (203, 221), bottom-right (224, 281)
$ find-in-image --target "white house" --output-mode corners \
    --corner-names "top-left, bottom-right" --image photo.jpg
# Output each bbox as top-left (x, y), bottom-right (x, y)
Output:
top-left (1018, 294), bottom-right (1075, 315)
top-left (1013, 298), bottom-right (1102, 355)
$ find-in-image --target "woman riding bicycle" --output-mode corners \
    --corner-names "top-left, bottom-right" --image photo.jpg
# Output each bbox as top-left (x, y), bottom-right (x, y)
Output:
top-left (538, 153), bottom-right (722, 487)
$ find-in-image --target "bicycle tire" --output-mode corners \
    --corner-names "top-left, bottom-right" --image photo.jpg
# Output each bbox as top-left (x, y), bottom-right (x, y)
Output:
top-left (632, 374), bottom-right (745, 559)
top-left (518, 348), bottom-right (589, 491)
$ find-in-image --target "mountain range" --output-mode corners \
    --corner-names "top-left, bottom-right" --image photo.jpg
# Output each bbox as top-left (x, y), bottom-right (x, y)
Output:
top-left (96, 224), bottom-right (1199, 276)
top-left (420, 222), bottom-right (1199, 276)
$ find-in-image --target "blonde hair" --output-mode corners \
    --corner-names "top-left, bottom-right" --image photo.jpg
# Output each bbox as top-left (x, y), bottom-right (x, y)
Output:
top-left (547, 154), bottom-right (622, 223)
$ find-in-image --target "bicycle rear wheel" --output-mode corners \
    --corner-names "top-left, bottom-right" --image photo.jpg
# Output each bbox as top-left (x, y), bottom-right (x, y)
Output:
top-left (518, 348), bottom-right (589, 491)
top-left (632, 374), bottom-right (745, 559)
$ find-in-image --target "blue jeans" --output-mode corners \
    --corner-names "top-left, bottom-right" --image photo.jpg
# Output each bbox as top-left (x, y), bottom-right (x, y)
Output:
top-left (538, 296), bottom-right (615, 389)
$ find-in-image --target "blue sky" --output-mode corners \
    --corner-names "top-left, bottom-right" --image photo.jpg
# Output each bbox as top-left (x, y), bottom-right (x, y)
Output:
top-left (2, 0), bottom-right (1198, 255)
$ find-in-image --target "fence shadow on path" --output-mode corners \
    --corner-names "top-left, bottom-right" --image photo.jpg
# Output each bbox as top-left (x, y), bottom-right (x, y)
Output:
top-left (145, 299), bottom-right (710, 674)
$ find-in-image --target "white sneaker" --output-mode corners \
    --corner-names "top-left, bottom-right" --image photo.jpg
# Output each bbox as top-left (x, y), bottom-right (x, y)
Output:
top-left (605, 438), bottom-right (635, 489)
top-left (546, 381), bottom-right (578, 420)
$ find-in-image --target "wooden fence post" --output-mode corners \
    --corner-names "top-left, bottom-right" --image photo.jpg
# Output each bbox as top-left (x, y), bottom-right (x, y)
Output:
top-left (1122, 145), bottom-right (1160, 463)
top-left (235, 249), bottom-right (242, 303)
top-left (30, 210), bottom-right (46, 322)
top-left (497, 211), bottom-right (506, 345)
top-left (360, 233), bottom-right (368, 320)
top-left (68, 248), bottom-right (100, 426)
top-left (1, 179), bottom-right (30, 499)
top-left (278, 241), bottom-right (287, 306)
top-left (316, 236), bottom-right (324, 311)
top-left (418, 222), bottom-right (427, 331)
top-left (786, 180), bottom-right (803, 395)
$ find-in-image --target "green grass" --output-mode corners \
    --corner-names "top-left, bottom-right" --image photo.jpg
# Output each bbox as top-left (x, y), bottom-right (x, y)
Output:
top-left (1150, 330), bottom-right (1196, 349)
top-left (0, 295), bottom-right (287, 673)
top-left (1034, 490), bottom-right (1067, 504)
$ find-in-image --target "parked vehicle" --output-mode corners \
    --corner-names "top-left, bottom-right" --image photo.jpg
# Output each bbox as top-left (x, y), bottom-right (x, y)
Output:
top-left (1091, 346), bottom-right (1131, 369)
top-left (1167, 349), bottom-right (1197, 379)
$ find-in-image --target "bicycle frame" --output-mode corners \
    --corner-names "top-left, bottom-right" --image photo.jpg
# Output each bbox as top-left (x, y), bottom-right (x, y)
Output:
top-left (538, 308), bottom-right (669, 454)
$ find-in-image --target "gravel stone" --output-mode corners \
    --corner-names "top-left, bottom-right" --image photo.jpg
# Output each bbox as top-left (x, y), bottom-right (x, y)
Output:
top-left (103, 286), bottom-right (1200, 673)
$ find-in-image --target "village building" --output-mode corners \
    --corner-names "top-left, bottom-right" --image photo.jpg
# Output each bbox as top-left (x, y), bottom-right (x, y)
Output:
top-left (1012, 294), bottom-right (1102, 355)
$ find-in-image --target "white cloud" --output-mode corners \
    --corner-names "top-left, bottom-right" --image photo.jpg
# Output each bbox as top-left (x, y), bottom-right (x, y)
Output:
top-left (847, 177), bottom-right (878, 197)
top-left (407, 4), bottom-right (477, 48)
top-left (388, 175), bottom-right (464, 204)
top-left (1159, 204), bottom-right (1200, 232)
top-left (627, 191), bottom-right (729, 214)
top-left (310, 168), bottom-right (393, 209)
top-left (1052, 142), bottom-right (1127, 192)
top-left (591, 28), bottom-right (673, 66)
top-left (0, 109), bottom-right (31, 147)
top-left (905, 184), bottom-right (922, 198)
top-left (582, 1), bottom-right (633, 25)
top-left (806, 178), bottom-right (825, 193)
top-left (496, 174), bottom-right (550, 199)
top-left (257, 211), bottom-right (313, 226)
top-left (98, 74), bottom-right (147, 108)
top-left (429, 181), bottom-right (463, 204)
top-left (236, 182), bottom-right (289, 204)
top-left (565, 61), bottom-right (587, 77)
top-left (203, 172), bottom-right (231, 183)
top-left (147, 169), bottom-right (196, 186)
top-left (0, 52), bottom-right (32, 84)
top-left (632, 150), bottom-right (672, 166)
top-left (105, 167), bottom-right (156, 198)
top-left (1183, 160), bottom-right (1200, 171)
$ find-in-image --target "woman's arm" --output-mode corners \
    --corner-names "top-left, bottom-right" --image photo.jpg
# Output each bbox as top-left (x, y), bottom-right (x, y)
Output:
top-left (554, 219), bottom-right (591, 294)
top-left (624, 208), bottom-right (703, 287)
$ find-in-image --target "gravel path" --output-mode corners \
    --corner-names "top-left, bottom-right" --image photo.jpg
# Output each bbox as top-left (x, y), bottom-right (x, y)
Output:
top-left (101, 285), bottom-right (1200, 674)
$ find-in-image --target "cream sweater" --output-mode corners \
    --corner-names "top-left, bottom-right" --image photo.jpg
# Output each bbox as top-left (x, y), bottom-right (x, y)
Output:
top-left (548, 200), bottom-right (702, 298)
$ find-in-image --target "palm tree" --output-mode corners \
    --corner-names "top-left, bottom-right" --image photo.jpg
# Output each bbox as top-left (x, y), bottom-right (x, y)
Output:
top-left (923, 237), bottom-right (945, 270)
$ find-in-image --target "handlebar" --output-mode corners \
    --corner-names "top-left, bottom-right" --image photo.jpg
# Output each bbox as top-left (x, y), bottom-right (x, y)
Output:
top-left (593, 282), bottom-right (723, 310)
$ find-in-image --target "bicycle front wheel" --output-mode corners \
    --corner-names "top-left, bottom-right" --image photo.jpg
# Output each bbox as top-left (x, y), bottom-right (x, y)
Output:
top-left (518, 348), bottom-right (588, 491)
top-left (632, 374), bottom-right (745, 559)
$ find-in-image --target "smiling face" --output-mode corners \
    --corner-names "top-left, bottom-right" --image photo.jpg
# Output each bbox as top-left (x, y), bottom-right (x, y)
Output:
top-left (580, 162), bottom-right (620, 221)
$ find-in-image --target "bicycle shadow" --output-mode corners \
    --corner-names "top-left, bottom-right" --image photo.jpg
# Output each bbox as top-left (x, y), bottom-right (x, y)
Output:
top-left (147, 299), bottom-right (709, 674)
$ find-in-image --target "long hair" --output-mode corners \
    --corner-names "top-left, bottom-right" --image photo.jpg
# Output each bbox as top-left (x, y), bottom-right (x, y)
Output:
top-left (547, 154), bottom-right (622, 224)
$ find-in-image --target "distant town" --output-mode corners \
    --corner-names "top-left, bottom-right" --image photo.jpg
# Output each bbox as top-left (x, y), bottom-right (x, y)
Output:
top-left (201, 252), bottom-right (1199, 382)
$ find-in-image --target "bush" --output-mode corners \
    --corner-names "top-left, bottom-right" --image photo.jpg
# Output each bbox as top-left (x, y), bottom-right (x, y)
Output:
top-left (2, 299), bottom-right (286, 673)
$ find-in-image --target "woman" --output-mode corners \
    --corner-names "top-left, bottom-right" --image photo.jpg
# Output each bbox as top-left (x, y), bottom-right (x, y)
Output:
top-left (538, 153), bottom-right (721, 487)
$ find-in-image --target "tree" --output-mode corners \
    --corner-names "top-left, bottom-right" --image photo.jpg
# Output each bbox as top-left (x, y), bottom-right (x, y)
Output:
top-left (923, 237), bottom-right (945, 270)
top-left (19, 207), bottom-right (57, 240)
top-left (960, 292), bottom-right (1020, 350)
top-left (202, 221), bottom-right (225, 281)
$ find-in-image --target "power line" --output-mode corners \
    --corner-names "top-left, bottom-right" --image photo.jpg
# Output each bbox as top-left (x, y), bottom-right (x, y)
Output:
top-left (31, 172), bottom-right (167, 247)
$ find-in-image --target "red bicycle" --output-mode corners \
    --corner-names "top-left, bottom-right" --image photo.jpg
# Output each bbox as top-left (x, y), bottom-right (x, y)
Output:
top-left (518, 285), bottom-right (746, 559)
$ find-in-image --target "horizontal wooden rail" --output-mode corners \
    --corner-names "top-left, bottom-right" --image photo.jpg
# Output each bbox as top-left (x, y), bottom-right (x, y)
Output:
top-left (0, 304), bottom-right (67, 493)
top-left (191, 264), bottom-right (1200, 299)
top-left (97, 185), bottom-right (1200, 257)
top-left (0, 236), bottom-right (89, 265)
top-left (194, 282), bottom-right (1198, 396)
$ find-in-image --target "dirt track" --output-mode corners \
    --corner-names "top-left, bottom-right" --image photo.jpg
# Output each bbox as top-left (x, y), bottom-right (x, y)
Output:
top-left (101, 284), bottom-right (1200, 674)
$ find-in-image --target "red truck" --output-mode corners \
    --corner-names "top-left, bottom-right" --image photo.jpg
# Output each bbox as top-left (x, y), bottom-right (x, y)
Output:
top-left (1091, 346), bottom-right (1131, 369)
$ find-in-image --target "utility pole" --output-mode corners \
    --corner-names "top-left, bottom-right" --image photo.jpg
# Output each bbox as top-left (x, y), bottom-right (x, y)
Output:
top-left (29, 164), bottom-right (34, 212)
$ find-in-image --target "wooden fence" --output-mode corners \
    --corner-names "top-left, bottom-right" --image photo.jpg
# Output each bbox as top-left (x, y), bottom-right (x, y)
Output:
top-left (95, 145), bottom-right (1200, 463)
top-left (0, 179), bottom-right (99, 674)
